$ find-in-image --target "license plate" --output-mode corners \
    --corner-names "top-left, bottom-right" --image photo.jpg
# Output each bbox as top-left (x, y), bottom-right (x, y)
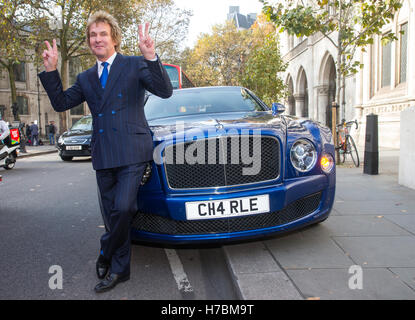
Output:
top-left (66, 145), bottom-right (82, 150)
top-left (185, 194), bottom-right (270, 220)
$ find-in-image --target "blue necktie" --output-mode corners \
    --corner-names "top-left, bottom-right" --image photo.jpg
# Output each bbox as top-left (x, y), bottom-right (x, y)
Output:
top-left (100, 62), bottom-right (109, 89)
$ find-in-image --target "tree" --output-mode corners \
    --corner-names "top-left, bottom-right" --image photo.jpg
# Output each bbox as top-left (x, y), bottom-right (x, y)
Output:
top-left (26, 0), bottom-right (140, 131)
top-left (184, 21), bottom-right (250, 87)
top-left (0, 0), bottom-right (33, 121)
top-left (261, 0), bottom-right (402, 116)
top-left (23, 0), bottom-right (190, 131)
top-left (122, 0), bottom-right (192, 62)
top-left (181, 17), bottom-right (287, 104)
top-left (239, 15), bottom-right (287, 106)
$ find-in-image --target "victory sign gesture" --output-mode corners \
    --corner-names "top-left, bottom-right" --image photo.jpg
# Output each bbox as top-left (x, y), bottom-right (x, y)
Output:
top-left (42, 39), bottom-right (59, 72)
top-left (138, 22), bottom-right (156, 60)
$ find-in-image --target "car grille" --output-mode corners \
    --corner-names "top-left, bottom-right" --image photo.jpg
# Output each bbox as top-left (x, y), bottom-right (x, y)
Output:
top-left (164, 135), bottom-right (280, 189)
top-left (132, 192), bottom-right (322, 235)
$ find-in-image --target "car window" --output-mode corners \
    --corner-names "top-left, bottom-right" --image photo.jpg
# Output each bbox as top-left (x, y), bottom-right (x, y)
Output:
top-left (71, 117), bottom-right (92, 131)
top-left (163, 65), bottom-right (180, 89)
top-left (145, 88), bottom-right (266, 120)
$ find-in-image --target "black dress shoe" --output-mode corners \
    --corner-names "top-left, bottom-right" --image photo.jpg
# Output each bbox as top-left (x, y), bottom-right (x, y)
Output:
top-left (96, 255), bottom-right (110, 280)
top-left (94, 273), bottom-right (130, 293)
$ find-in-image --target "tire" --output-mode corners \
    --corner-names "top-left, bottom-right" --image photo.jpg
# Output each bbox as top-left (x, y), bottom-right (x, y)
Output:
top-left (340, 145), bottom-right (346, 163)
top-left (3, 154), bottom-right (16, 170)
top-left (60, 155), bottom-right (73, 161)
top-left (346, 136), bottom-right (360, 167)
top-left (3, 162), bottom-right (15, 170)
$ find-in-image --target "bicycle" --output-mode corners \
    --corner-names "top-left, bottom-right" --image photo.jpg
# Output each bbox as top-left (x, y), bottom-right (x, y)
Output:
top-left (336, 119), bottom-right (360, 167)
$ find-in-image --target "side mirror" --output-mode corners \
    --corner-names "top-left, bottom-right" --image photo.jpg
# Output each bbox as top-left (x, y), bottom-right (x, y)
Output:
top-left (272, 103), bottom-right (285, 116)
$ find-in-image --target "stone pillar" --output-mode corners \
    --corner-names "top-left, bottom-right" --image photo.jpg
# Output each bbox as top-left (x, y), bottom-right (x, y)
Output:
top-left (317, 86), bottom-right (329, 125)
top-left (293, 94), bottom-right (305, 117)
top-left (287, 96), bottom-right (295, 116)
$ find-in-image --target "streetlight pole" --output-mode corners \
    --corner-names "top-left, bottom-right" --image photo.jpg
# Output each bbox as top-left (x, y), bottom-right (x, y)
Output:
top-left (332, 101), bottom-right (340, 164)
top-left (35, 43), bottom-right (42, 138)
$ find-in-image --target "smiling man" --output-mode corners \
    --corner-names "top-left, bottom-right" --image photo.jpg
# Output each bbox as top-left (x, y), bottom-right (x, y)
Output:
top-left (38, 11), bottom-right (172, 293)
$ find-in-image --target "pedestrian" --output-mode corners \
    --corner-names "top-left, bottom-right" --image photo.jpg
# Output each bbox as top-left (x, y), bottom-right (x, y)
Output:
top-left (25, 123), bottom-right (32, 146)
top-left (19, 122), bottom-right (27, 153)
top-left (48, 121), bottom-right (57, 145)
top-left (38, 11), bottom-right (172, 293)
top-left (30, 121), bottom-right (39, 146)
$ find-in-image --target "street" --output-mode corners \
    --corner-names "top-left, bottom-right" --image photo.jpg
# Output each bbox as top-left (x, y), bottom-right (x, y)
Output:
top-left (1, 149), bottom-right (415, 300)
top-left (0, 153), bottom-right (237, 300)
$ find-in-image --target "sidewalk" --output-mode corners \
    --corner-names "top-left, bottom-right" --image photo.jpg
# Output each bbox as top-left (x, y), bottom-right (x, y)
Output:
top-left (224, 148), bottom-right (415, 300)
top-left (17, 144), bottom-right (58, 159)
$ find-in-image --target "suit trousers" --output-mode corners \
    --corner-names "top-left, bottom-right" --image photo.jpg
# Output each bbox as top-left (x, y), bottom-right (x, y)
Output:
top-left (96, 162), bottom-right (146, 276)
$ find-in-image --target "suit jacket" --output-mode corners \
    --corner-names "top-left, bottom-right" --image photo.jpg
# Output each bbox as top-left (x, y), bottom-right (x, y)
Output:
top-left (39, 54), bottom-right (173, 170)
top-left (30, 124), bottom-right (39, 135)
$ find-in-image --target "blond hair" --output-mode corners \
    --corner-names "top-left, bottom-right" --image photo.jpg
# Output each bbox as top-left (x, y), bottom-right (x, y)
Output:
top-left (86, 11), bottom-right (122, 52)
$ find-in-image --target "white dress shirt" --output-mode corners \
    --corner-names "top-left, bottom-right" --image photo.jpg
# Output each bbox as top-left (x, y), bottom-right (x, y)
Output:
top-left (97, 52), bottom-right (118, 78)
top-left (97, 52), bottom-right (158, 78)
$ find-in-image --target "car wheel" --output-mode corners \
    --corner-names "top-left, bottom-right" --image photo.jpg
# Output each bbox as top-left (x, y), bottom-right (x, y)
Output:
top-left (60, 155), bottom-right (73, 161)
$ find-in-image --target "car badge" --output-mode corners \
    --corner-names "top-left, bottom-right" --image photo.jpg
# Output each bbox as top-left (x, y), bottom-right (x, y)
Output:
top-left (215, 122), bottom-right (224, 130)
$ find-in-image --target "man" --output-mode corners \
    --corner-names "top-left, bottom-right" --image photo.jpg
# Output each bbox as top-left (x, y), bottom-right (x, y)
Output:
top-left (18, 122), bottom-right (27, 153)
top-left (25, 123), bottom-right (32, 146)
top-left (48, 121), bottom-right (56, 145)
top-left (38, 11), bottom-right (172, 293)
top-left (30, 121), bottom-right (39, 146)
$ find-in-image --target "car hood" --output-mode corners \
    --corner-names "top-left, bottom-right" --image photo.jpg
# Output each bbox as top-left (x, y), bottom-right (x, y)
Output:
top-left (148, 111), bottom-right (283, 140)
top-left (61, 130), bottom-right (92, 139)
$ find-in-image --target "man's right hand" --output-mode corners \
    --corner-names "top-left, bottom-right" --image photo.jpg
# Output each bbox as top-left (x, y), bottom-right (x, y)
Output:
top-left (42, 39), bottom-right (59, 72)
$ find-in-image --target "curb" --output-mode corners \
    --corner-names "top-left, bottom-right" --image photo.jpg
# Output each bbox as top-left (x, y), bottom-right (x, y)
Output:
top-left (18, 150), bottom-right (58, 159)
top-left (223, 242), bottom-right (304, 300)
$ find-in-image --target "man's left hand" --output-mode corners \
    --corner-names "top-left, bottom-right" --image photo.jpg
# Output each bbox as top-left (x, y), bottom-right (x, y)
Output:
top-left (138, 22), bottom-right (156, 60)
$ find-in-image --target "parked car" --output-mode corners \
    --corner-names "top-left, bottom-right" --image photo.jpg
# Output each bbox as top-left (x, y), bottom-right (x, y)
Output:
top-left (124, 86), bottom-right (336, 244)
top-left (57, 115), bottom-right (92, 161)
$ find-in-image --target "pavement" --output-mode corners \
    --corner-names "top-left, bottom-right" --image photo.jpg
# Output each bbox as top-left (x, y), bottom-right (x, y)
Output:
top-left (13, 146), bottom-right (415, 300)
top-left (224, 147), bottom-right (415, 300)
top-left (17, 144), bottom-right (58, 158)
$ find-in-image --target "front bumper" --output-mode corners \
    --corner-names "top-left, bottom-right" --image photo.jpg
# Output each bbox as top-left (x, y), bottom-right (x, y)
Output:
top-left (58, 144), bottom-right (91, 157)
top-left (131, 173), bottom-right (335, 244)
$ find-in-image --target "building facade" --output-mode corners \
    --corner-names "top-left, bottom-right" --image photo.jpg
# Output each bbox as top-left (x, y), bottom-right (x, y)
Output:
top-left (279, 0), bottom-right (414, 148)
top-left (0, 55), bottom-right (87, 135)
top-left (227, 6), bottom-right (257, 30)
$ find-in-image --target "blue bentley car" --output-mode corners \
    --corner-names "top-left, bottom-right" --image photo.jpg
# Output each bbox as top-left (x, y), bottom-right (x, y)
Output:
top-left (131, 86), bottom-right (336, 243)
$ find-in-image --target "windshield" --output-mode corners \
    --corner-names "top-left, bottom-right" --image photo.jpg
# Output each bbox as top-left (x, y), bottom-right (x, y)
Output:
top-left (70, 116), bottom-right (92, 131)
top-left (145, 88), bottom-right (267, 121)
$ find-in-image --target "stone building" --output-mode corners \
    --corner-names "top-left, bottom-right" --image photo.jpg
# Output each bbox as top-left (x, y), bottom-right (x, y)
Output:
top-left (279, 0), bottom-right (414, 148)
top-left (0, 55), bottom-right (87, 135)
top-left (227, 6), bottom-right (257, 31)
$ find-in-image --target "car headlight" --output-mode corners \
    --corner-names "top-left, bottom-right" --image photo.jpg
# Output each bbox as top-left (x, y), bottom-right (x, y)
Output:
top-left (58, 135), bottom-right (64, 144)
top-left (290, 139), bottom-right (317, 172)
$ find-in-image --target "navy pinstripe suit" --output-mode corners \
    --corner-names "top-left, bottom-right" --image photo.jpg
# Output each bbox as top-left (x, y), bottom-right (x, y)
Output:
top-left (39, 53), bottom-right (172, 276)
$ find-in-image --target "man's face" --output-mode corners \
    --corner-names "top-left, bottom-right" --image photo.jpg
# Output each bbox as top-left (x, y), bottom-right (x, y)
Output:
top-left (89, 22), bottom-right (116, 61)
